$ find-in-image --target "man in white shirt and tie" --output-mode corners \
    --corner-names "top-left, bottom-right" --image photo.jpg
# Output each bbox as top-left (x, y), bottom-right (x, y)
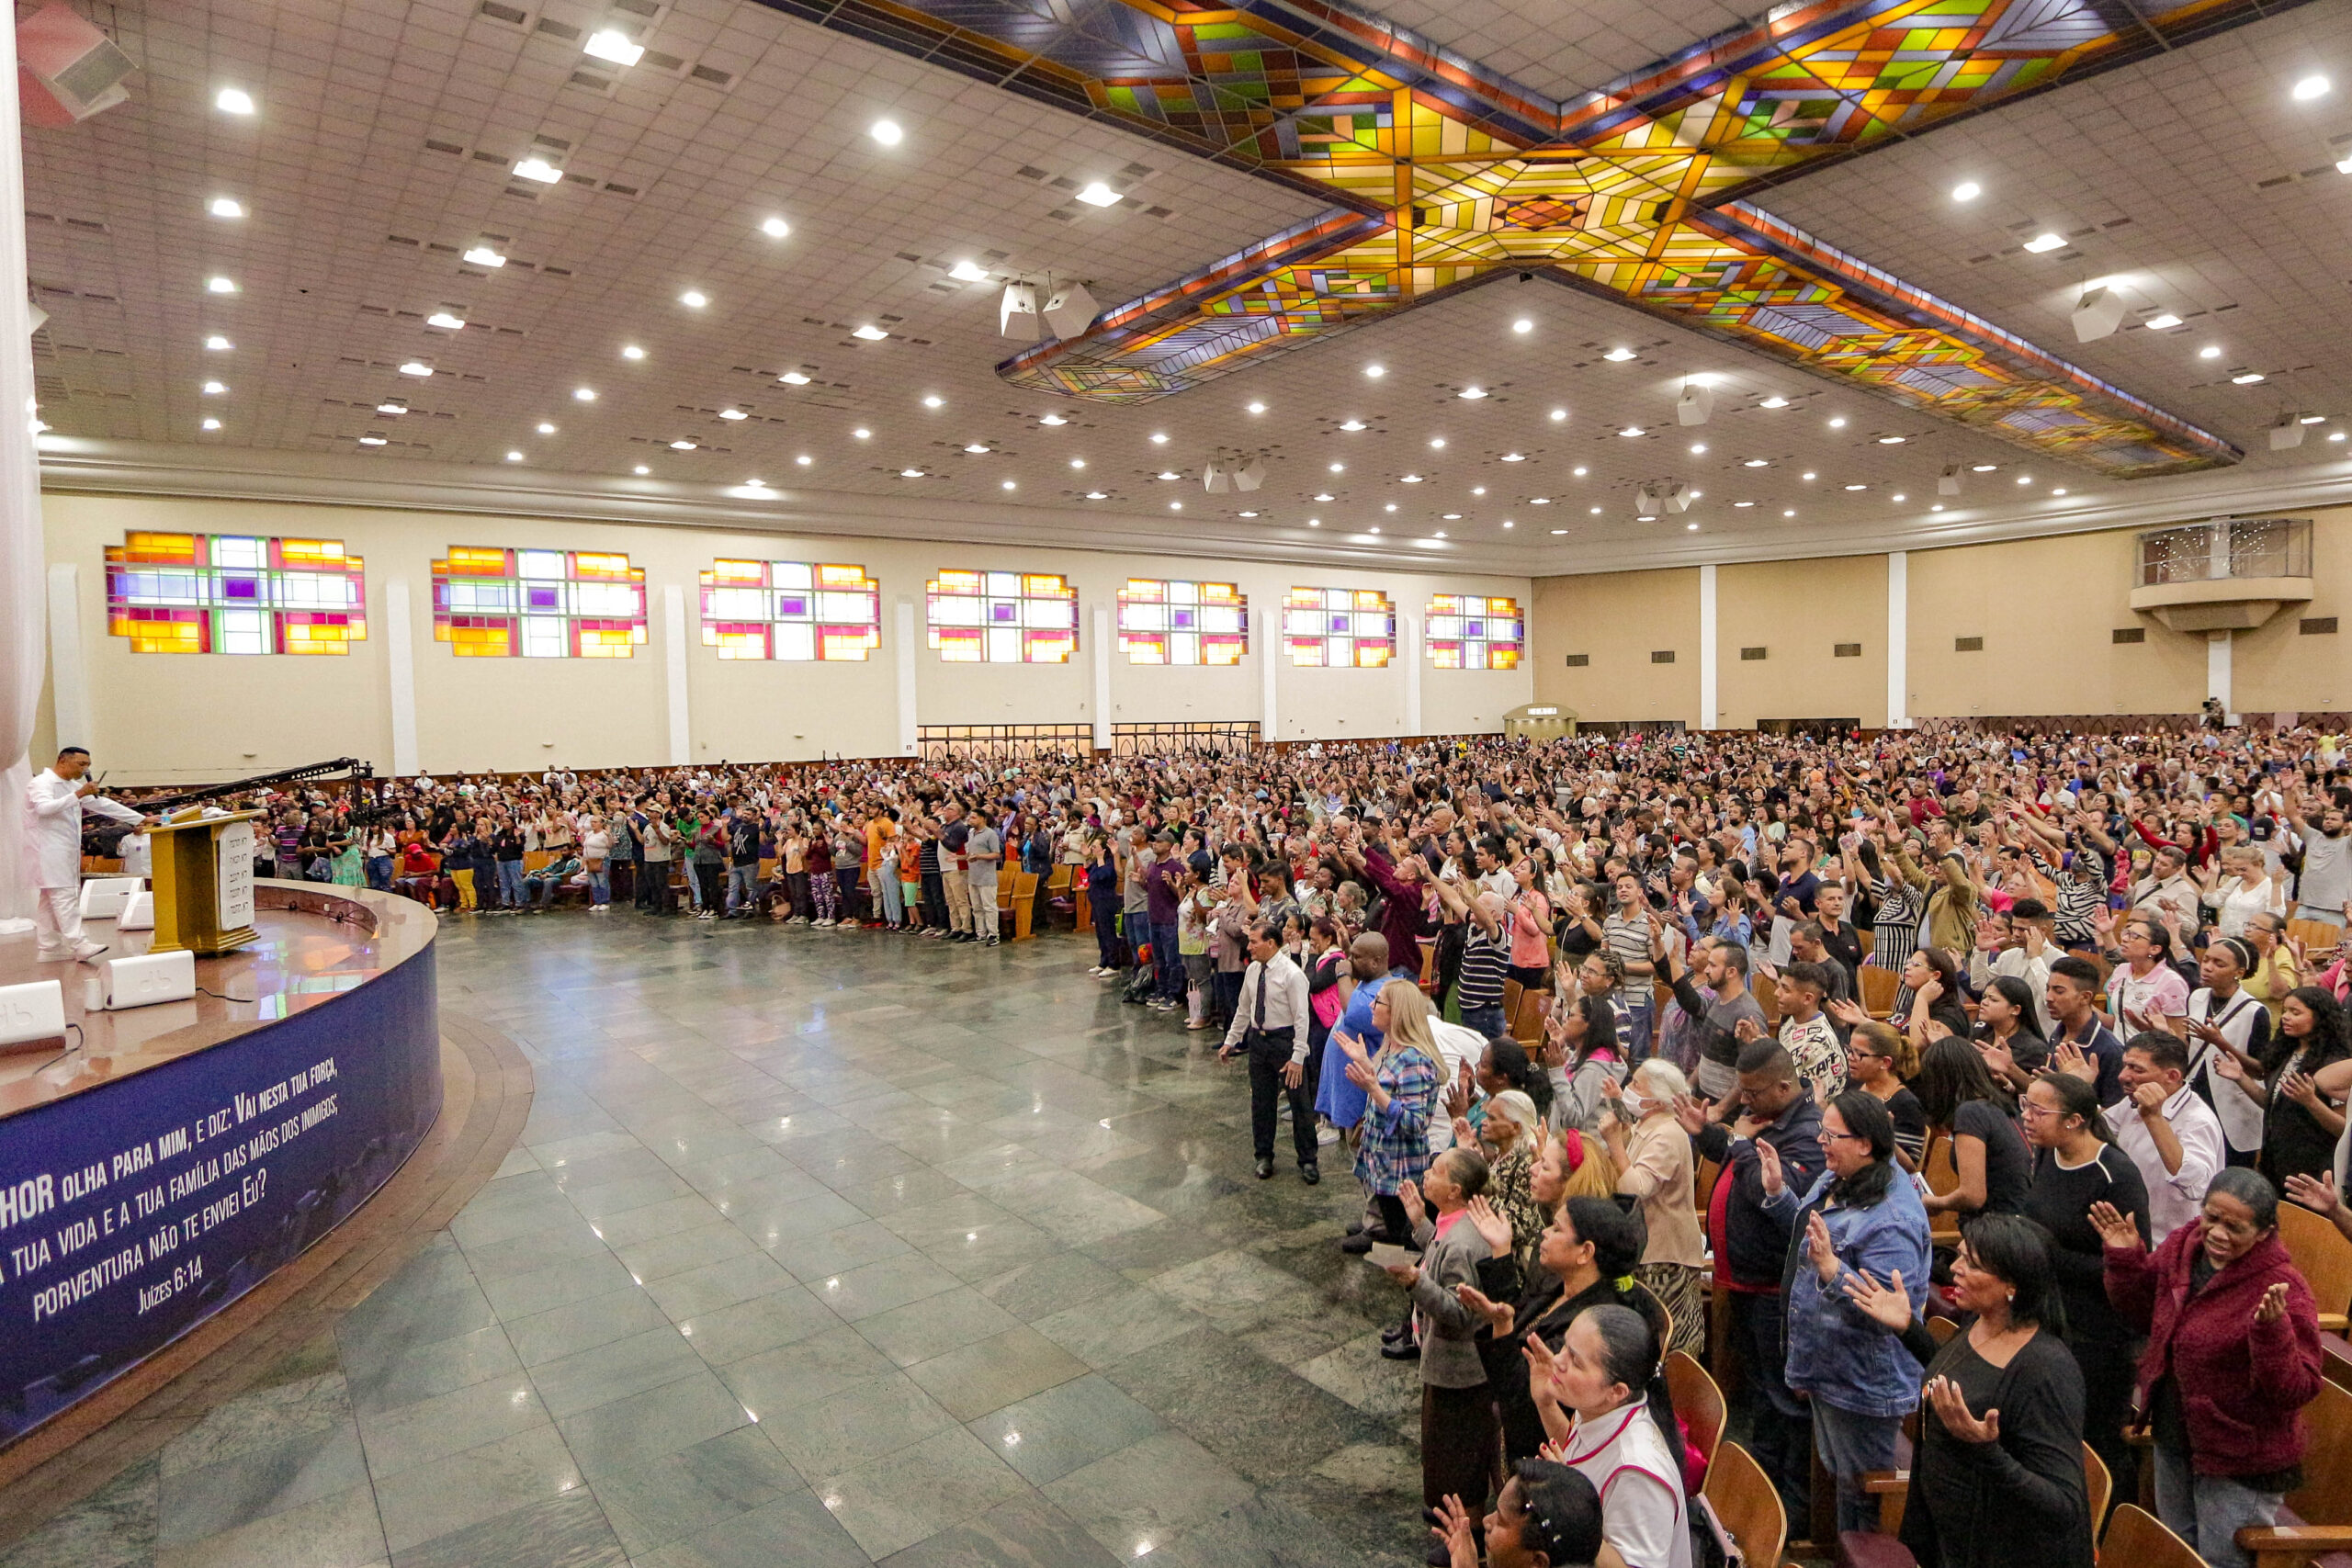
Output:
top-left (1219, 919), bottom-right (1317, 1183)
top-left (2101, 1031), bottom-right (2227, 1244)
top-left (24, 747), bottom-right (145, 963)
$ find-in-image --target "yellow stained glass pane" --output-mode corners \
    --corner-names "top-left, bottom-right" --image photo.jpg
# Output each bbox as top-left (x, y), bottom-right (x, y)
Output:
top-left (817, 563), bottom-right (873, 588)
top-left (122, 532), bottom-right (199, 563)
top-left (574, 552), bottom-right (632, 579)
top-left (280, 539), bottom-right (347, 566)
top-left (1490, 649), bottom-right (1521, 670)
top-left (1125, 579), bottom-right (1163, 600)
top-left (710, 558), bottom-right (765, 583)
top-left (818, 628), bottom-right (879, 660)
top-left (442, 547), bottom-right (509, 574)
top-left (933, 570), bottom-right (983, 592)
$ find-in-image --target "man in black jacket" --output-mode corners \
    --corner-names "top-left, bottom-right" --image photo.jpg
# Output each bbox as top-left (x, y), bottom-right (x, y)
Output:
top-left (1678, 1042), bottom-right (1826, 1527)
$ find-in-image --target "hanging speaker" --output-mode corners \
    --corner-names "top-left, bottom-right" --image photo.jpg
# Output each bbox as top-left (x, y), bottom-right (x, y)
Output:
top-left (2071, 286), bottom-right (2126, 343)
top-left (18, 3), bottom-right (134, 127)
top-left (1634, 483), bottom-right (1660, 520)
top-left (1042, 280), bottom-right (1099, 340)
top-left (1938, 463), bottom-right (1962, 496)
top-left (1677, 385), bottom-right (1713, 425)
top-left (999, 282), bottom-right (1039, 339)
top-left (1235, 457), bottom-right (1265, 492)
top-left (1204, 458), bottom-right (1230, 494)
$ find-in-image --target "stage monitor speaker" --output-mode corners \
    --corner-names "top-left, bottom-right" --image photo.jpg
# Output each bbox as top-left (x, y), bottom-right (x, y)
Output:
top-left (0, 980), bottom-right (64, 1046)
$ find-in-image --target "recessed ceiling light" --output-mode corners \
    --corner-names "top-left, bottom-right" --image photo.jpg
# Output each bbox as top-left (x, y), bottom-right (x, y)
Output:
top-left (1951, 180), bottom-right (1982, 201)
top-left (215, 87), bottom-right (254, 115)
top-left (2016, 474), bottom-right (2033, 484)
top-left (1551, 528), bottom-right (1567, 535)
top-left (1550, 408), bottom-right (1568, 422)
top-left (1329, 462), bottom-right (1344, 472)
top-left (1844, 482), bottom-right (1867, 491)
top-left (1458, 387), bottom-right (1487, 400)
top-left (1238, 510), bottom-right (1258, 517)
top-left (462, 245), bottom-right (505, 267)
top-left (207, 275), bottom-right (238, 293)
top-left (1364, 364), bottom-right (1385, 378)
top-left (1687, 522), bottom-right (1699, 531)
top-left (1512, 319), bottom-right (1533, 334)
top-left (1827, 417), bottom-right (1846, 428)
top-left (796, 454), bottom-right (811, 465)
top-left (572, 386), bottom-right (595, 400)
top-left (1972, 463), bottom-right (1997, 471)
top-left (1783, 508), bottom-right (1796, 517)
top-left (1075, 182), bottom-right (1121, 207)
top-left (1307, 518), bottom-right (1320, 525)
top-left (1502, 522), bottom-right (1511, 529)
top-left (2301, 413), bottom-right (2327, 423)
top-left (426, 310), bottom-right (465, 330)
top-left (755, 216), bottom-right (792, 241)
top-left (1428, 437), bottom-right (1447, 450)
top-left (399, 361), bottom-right (432, 378)
top-left (744, 478), bottom-right (768, 490)
top-left (514, 157), bottom-right (563, 184)
top-left (2199, 345), bottom-right (2222, 359)
top-left (870, 118), bottom-right (904, 145)
top-left (1247, 400), bottom-right (1266, 413)
top-left (1877, 434), bottom-right (1906, 445)
top-left (2143, 313), bottom-right (2182, 330)
top-left (2233, 371), bottom-right (2266, 384)
top-left (1339, 419), bottom-right (1366, 432)
top-left (2052, 487), bottom-right (2068, 495)
top-left (583, 27), bottom-right (646, 64)
top-left (1734, 500), bottom-right (1755, 508)
top-left (1314, 491), bottom-right (1334, 501)
top-left (670, 439), bottom-right (696, 450)
top-left (1892, 492), bottom-right (1906, 501)
top-left (2294, 74), bottom-right (2330, 101)
top-left (1442, 512), bottom-right (1463, 520)
top-left (1385, 502), bottom-right (1397, 512)
top-left (1433, 530), bottom-right (1445, 537)
top-left (1500, 452), bottom-right (1525, 462)
top-left (205, 334), bottom-right (231, 351)
top-left (506, 450), bottom-right (525, 462)
top-left (947, 260), bottom-right (989, 283)
top-left (719, 408), bottom-right (747, 420)
top-left (634, 464), bottom-right (650, 474)
top-left (921, 395), bottom-right (943, 408)
top-left (1930, 503), bottom-right (1944, 512)
top-left (200, 417), bottom-right (220, 431)
top-left (1148, 432), bottom-right (1169, 445)
top-left (1742, 458), bottom-right (1768, 468)
top-left (1001, 479), bottom-right (1016, 490)
top-left (1039, 412), bottom-right (1067, 425)
top-left (1367, 525), bottom-right (1378, 534)
top-left (852, 324), bottom-right (888, 341)
top-left (2333, 432), bottom-right (2347, 442)
top-left (536, 422), bottom-right (555, 434)
top-left (1069, 457), bottom-right (1083, 467)
top-left (1156, 470), bottom-right (1180, 480)
top-left (209, 197), bottom-right (243, 219)
top-left (900, 468), bottom-right (924, 478)
top-left (778, 370), bottom-right (809, 384)
top-left (1401, 473), bottom-right (1424, 482)
top-left (377, 400), bottom-right (405, 414)
top-left (1690, 444), bottom-right (1707, 454)
top-left (965, 443), bottom-right (990, 453)
top-left (854, 428), bottom-right (872, 439)
top-left (1602, 347), bottom-right (1635, 362)
top-left (1086, 491), bottom-right (1108, 500)
top-left (677, 290), bottom-right (708, 310)
top-left (1589, 506), bottom-right (1601, 514)
top-left (1572, 466), bottom-right (1588, 476)
top-left (1802, 470), bottom-right (1816, 479)
top-left (2022, 231), bottom-right (2066, 253)
top-left (1758, 395), bottom-right (1788, 409)
top-left (1619, 426), bottom-right (1644, 437)
top-left (1531, 497), bottom-right (1549, 505)
top-left (357, 434), bottom-right (385, 446)
top-left (1472, 486), bottom-right (1487, 495)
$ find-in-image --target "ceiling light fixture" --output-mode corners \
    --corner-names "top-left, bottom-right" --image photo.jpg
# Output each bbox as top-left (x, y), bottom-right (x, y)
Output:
top-left (1619, 426), bottom-right (1644, 437)
top-left (719, 408), bottom-right (747, 420)
top-left (778, 370), bottom-right (808, 384)
top-left (2302, 413), bottom-right (2328, 423)
top-left (1512, 319), bottom-right (1532, 334)
top-left (209, 197), bottom-right (243, 219)
top-left (2233, 371), bottom-right (2266, 384)
top-left (1401, 473), bottom-right (1424, 482)
top-left (681, 289), bottom-right (709, 308)
top-left (1385, 503), bottom-right (1397, 512)
top-left (506, 450), bottom-right (525, 462)
top-left (1329, 462), bottom-right (1344, 472)
top-left (1972, 463), bottom-right (1998, 472)
top-left (1802, 470), bottom-right (1816, 479)
top-left (536, 421), bottom-right (555, 434)
top-left (948, 259), bottom-right (989, 282)
top-left (1313, 491), bottom-right (1334, 501)
top-left (1499, 452), bottom-right (1525, 462)
top-left (1069, 457), bottom-right (1083, 467)
top-left (1828, 416), bottom-right (1847, 428)
top-left (357, 434), bottom-right (385, 446)
top-left (206, 275), bottom-right (237, 293)
top-left (1602, 347), bottom-right (1635, 362)
top-left (1075, 182), bottom-right (1121, 207)
top-left (2145, 313), bottom-right (2182, 330)
top-left (215, 87), bottom-right (254, 115)
top-left (670, 439), bottom-right (696, 450)
top-left (635, 464), bottom-right (650, 474)
top-left (854, 428), bottom-right (872, 439)
top-left (426, 310), bottom-right (465, 330)
top-left (1844, 482), bottom-right (1867, 491)
top-left (922, 395), bottom-right (943, 408)
top-left (1759, 395), bottom-right (1789, 409)
top-left (205, 334), bottom-right (231, 351)
top-left (900, 468), bottom-right (924, 478)
top-left (1247, 400), bottom-right (1266, 413)
top-left (870, 118), bottom-right (904, 145)
top-left (377, 400), bottom-right (405, 414)
top-left (513, 157), bottom-right (563, 184)
top-left (2022, 231), bottom-right (2066, 253)
top-left (462, 245), bottom-right (505, 267)
top-left (1363, 364), bottom-right (1385, 378)
top-left (1877, 434), bottom-right (1907, 445)
top-left (2293, 73), bottom-right (2330, 100)
top-left (966, 443), bottom-right (990, 453)
top-left (572, 386), bottom-right (595, 400)
top-left (1087, 491), bottom-right (1108, 500)
top-left (398, 361), bottom-right (432, 377)
top-left (200, 417), bottom-right (220, 431)
top-left (1893, 492), bottom-right (1906, 501)
top-left (852, 324), bottom-right (888, 340)
top-left (1531, 497), bottom-right (1550, 505)
top-left (1743, 458), bottom-right (1768, 468)
top-left (624, 344), bottom-right (647, 360)
top-left (584, 28), bottom-right (645, 64)
top-left (797, 454), bottom-right (812, 464)
top-left (1040, 412), bottom-right (1066, 425)
top-left (2017, 474), bottom-right (2033, 484)
top-left (2199, 344), bottom-right (2222, 358)
top-left (1572, 466), bottom-right (1588, 476)
top-left (1156, 469), bottom-right (1180, 480)
top-left (1458, 386), bottom-right (1487, 400)
top-left (1951, 180), bottom-right (1981, 201)
top-left (1550, 408), bottom-right (1568, 422)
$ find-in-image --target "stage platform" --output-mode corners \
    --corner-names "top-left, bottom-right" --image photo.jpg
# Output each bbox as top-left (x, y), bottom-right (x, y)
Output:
top-left (0, 882), bottom-right (443, 1449)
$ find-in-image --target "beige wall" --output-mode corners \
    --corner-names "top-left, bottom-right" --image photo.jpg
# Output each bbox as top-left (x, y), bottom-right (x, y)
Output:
top-left (1531, 568), bottom-right (1702, 724)
top-left (40, 493), bottom-right (1533, 780)
top-left (1718, 555), bottom-right (1888, 728)
top-left (2233, 502), bottom-right (2352, 716)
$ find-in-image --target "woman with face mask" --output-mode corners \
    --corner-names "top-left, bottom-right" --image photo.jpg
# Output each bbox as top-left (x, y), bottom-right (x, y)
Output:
top-left (1595, 1059), bottom-right (1706, 1357)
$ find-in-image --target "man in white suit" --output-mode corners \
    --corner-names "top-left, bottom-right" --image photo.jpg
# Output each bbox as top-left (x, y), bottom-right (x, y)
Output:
top-left (24, 747), bottom-right (143, 962)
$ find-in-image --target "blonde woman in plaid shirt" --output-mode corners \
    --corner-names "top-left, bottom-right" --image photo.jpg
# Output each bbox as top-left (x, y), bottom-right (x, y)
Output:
top-left (1338, 980), bottom-right (1442, 1245)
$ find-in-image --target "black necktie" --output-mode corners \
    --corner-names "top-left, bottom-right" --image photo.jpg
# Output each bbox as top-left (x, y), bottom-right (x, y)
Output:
top-left (1254, 962), bottom-right (1268, 1029)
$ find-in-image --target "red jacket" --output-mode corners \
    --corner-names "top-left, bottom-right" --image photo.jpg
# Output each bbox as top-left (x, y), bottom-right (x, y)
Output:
top-left (2103, 1225), bottom-right (2323, 1477)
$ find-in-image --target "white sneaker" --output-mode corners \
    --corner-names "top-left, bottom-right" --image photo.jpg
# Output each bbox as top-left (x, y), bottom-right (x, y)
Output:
top-left (72, 941), bottom-right (107, 963)
top-left (1317, 1123), bottom-right (1341, 1145)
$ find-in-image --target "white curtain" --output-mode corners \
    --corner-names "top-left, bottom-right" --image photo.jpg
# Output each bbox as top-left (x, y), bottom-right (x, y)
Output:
top-left (0, 28), bottom-right (49, 931)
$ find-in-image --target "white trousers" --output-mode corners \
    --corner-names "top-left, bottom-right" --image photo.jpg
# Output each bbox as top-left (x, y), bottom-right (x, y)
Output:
top-left (33, 886), bottom-right (84, 955)
top-left (967, 878), bottom-right (999, 938)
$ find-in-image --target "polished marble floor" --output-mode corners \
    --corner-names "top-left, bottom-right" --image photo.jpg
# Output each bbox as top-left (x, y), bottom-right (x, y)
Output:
top-left (2, 911), bottom-right (1429, 1568)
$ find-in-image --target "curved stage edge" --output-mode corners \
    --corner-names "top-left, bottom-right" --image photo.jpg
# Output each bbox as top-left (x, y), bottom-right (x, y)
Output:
top-left (0, 882), bottom-right (444, 1452)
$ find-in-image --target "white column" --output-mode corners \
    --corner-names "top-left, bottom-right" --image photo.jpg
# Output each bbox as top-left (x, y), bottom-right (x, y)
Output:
top-left (44, 564), bottom-right (88, 751)
top-left (2208, 630), bottom-right (2235, 724)
top-left (895, 598), bottom-right (918, 756)
top-left (0, 39), bottom-right (44, 930)
top-left (1257, 606), bottom-right (1278, 742)
top-left (1697, 564), bottom-right (1718, 731)
top-left (1091, 606), bottom-right (1111, 752)
top-left (383, 577), bottom-right (419, 776)
top-left (1402, 612), bottom-right (1423, 736)
top-left (662, 583), bottom-right (690, 765)
top-left (1886, 550), bottom-right (1909, 729)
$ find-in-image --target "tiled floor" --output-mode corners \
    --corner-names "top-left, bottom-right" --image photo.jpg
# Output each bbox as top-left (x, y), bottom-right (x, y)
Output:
top-left (1, 912), bottom-right (1430, 1568)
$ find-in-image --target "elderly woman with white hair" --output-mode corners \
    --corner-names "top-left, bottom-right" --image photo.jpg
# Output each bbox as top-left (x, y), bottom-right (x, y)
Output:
top-left (1479, 1089), bottom-right (1547, 1275)
top-left (1599, 1057), bottom-right (1708, 1355)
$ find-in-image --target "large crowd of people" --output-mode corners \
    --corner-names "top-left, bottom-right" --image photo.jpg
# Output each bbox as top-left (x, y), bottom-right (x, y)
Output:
top-left (109, 718), bottom-right (2352, 1568)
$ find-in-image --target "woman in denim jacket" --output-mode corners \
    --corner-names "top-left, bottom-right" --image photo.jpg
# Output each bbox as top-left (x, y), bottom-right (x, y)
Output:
top-left (1760, 1089), bottom-right (1934, 1534)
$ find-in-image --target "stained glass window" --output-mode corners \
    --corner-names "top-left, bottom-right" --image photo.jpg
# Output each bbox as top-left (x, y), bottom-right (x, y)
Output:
top-left (1427, 594), bottom-right (1524, 670)
top-left (431, 547), bottom-right (646, 658)
top-left (1116, 580), bottom-right (1248, 665)
top-left (700, 560), bottom-right (882, 660)
top-left (926, 569), bottom-right (1078, 663)
top-left (1282, 586), bottom-right (1395, 667)
top-left (105, 532), bottom-right (366, 655)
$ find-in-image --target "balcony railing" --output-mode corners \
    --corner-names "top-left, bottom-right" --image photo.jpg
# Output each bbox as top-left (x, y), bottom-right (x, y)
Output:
top-left (2137, 518), bottom-right (2312, 587)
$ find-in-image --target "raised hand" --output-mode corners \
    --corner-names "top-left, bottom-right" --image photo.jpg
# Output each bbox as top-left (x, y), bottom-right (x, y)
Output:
top-left (1841, 1268), bottom-right (1914, 1332)
top-left (2285, 1171), bottom-right (2342, 1215)
top-left (2052, 1037), bottom-right (2098, 1084)
top-left (1804, 1208), bottom-right (1839, 1285)
top-left (1344, 1056), bottom-right (1377, 1092)
top-left (2086, 1200), bottom-right (2143, 1253)
top-left (2255, 1280), bottom-right (2290, 1326)
top-left (1399, 1178), bottom-right (1425, 1224)
top-left (1926, 1375), bottom-right (2001, 1445)
top-left (1455, 1281), bottom-right (1517, 1335)
top-left (2283, 1070), bottom-right (2324, 1111)
top-left (1463, 1195), bottom-right (1514, 1258)
top-left (1756, 1135), bottom-right (1785, 1199)
top-left (1671, 1092), bottom-right (1711, 1136)
top-left (1430, 1495), bottom-right (1479, 1568)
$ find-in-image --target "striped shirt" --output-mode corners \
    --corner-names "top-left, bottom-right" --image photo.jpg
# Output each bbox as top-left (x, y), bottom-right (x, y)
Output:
top-left (1459, 916), bottom-right (1510, 1010)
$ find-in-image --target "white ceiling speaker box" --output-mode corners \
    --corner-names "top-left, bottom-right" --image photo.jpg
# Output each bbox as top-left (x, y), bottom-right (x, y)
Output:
top-left (86, 951), bottom-right (194, 1011)
top-left (116, 890), bottom-right (154, 931)
top-left (0, 980), bottom-right (65, 1046)
top-left (18, 2), bottom-right (135, 126)
top-left (78, 877), bottom-right (142, 920)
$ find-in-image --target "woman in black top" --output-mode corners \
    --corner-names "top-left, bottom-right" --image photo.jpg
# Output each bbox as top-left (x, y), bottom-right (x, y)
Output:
top-left (1902, 946), bottom-right (1974, 1055)
top-left (1842, 1020), bottom-right (1928, 1168)
top-left (1917, 1036), bottom-right (2033, 1220)
top-left (2018, 1069), bottom-right (2150, 1513)
top-left (2212, 986), bottom-right (2352, 1188)
top-left (1846, 1215), bottom-right (2095, 1568)
top-left (1973, 976), bottom-right (2049, 1077)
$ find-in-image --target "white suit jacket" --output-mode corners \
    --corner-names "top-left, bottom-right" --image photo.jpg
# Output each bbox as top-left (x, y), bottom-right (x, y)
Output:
top-left (24, 768), bottom-right (141, 888)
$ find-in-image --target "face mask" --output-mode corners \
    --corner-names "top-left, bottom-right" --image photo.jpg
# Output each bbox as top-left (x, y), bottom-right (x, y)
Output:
top-left (1619, 1088), bottom-right (1648, 1120)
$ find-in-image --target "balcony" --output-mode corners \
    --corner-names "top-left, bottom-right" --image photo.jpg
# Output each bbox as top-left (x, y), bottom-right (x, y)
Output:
top-left (2130, 518), bottom-right (2313, 632)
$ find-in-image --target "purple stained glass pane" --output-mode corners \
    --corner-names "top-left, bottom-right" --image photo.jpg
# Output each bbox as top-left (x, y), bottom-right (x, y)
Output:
top-left (222, 576), bottom-right (259, 599)
top-left (1464, 619), bottom-right (1484, 638)
top-left (1330, 614), bottom-right (1349, 633)
top-left (778, 595), bottom-right (809, 616)
top-left (526, 586), bottom-right (560, 611)
top-left (1171, 608), bottom-right (1195, 629)
top-left (991, 603), bottom-right (1017, 622)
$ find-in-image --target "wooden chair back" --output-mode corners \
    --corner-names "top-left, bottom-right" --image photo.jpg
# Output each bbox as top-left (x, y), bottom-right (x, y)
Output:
top-left (2285, 1378), bottom-right (2352, 1529)
top-left (1928, 1316), bottom-right (1960, 1346)
top-left (2280, 1202), bottom-right (2352, 1334)
top-left (1703, 1441), bottom-right (1786, 1568)
top-left (1860, 965), bottom-right (1901, 1019)
top-left (2101, 1504), bottom-right (2199, 1568)
top-left (2289, 919), bottom-right (2346, 959)
top-left (1667, 1350), bottom-right (1727, 1485)
top-left (1010, 870), bottom-right (1041, 939)
top-left (1502, 977), bottom-right (1524, 1022)
top-left (2085, 1441), bottom-right (2113, 1532)
top-left (1922, 1130), bottom-right (1959, 1195)
top-left (1510, 988), bottom-right (1547, 1046)
top-left (1419, 940), bottom-right (1438, 995)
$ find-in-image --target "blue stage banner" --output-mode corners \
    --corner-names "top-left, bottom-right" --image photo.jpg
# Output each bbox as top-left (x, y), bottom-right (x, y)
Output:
top-left (0, 948), bottom-right (440, 1445)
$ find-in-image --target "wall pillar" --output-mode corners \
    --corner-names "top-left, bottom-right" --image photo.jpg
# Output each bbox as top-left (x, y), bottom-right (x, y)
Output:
top-left (383, 576), bottom-right (418, 776)
top-left (44, 564), bottom-right (88, 752)
top-left (895, 598), bottom-right (918, 756)
top-left (1402, 612), bottom-right (1422, 736)
top-left (1256, 606), bottom-right (1277, 742)
top-left (2209, 629), bottom-right (2235, 724)
top-left (1697, 564), bottom-right (1718, 730)
top-left (1091, 606), bottom-right (1111, 751)
top-left (1886, 550), bottom-right (1909, 729)
top-left (662, 582), bottom-right (690, 765)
